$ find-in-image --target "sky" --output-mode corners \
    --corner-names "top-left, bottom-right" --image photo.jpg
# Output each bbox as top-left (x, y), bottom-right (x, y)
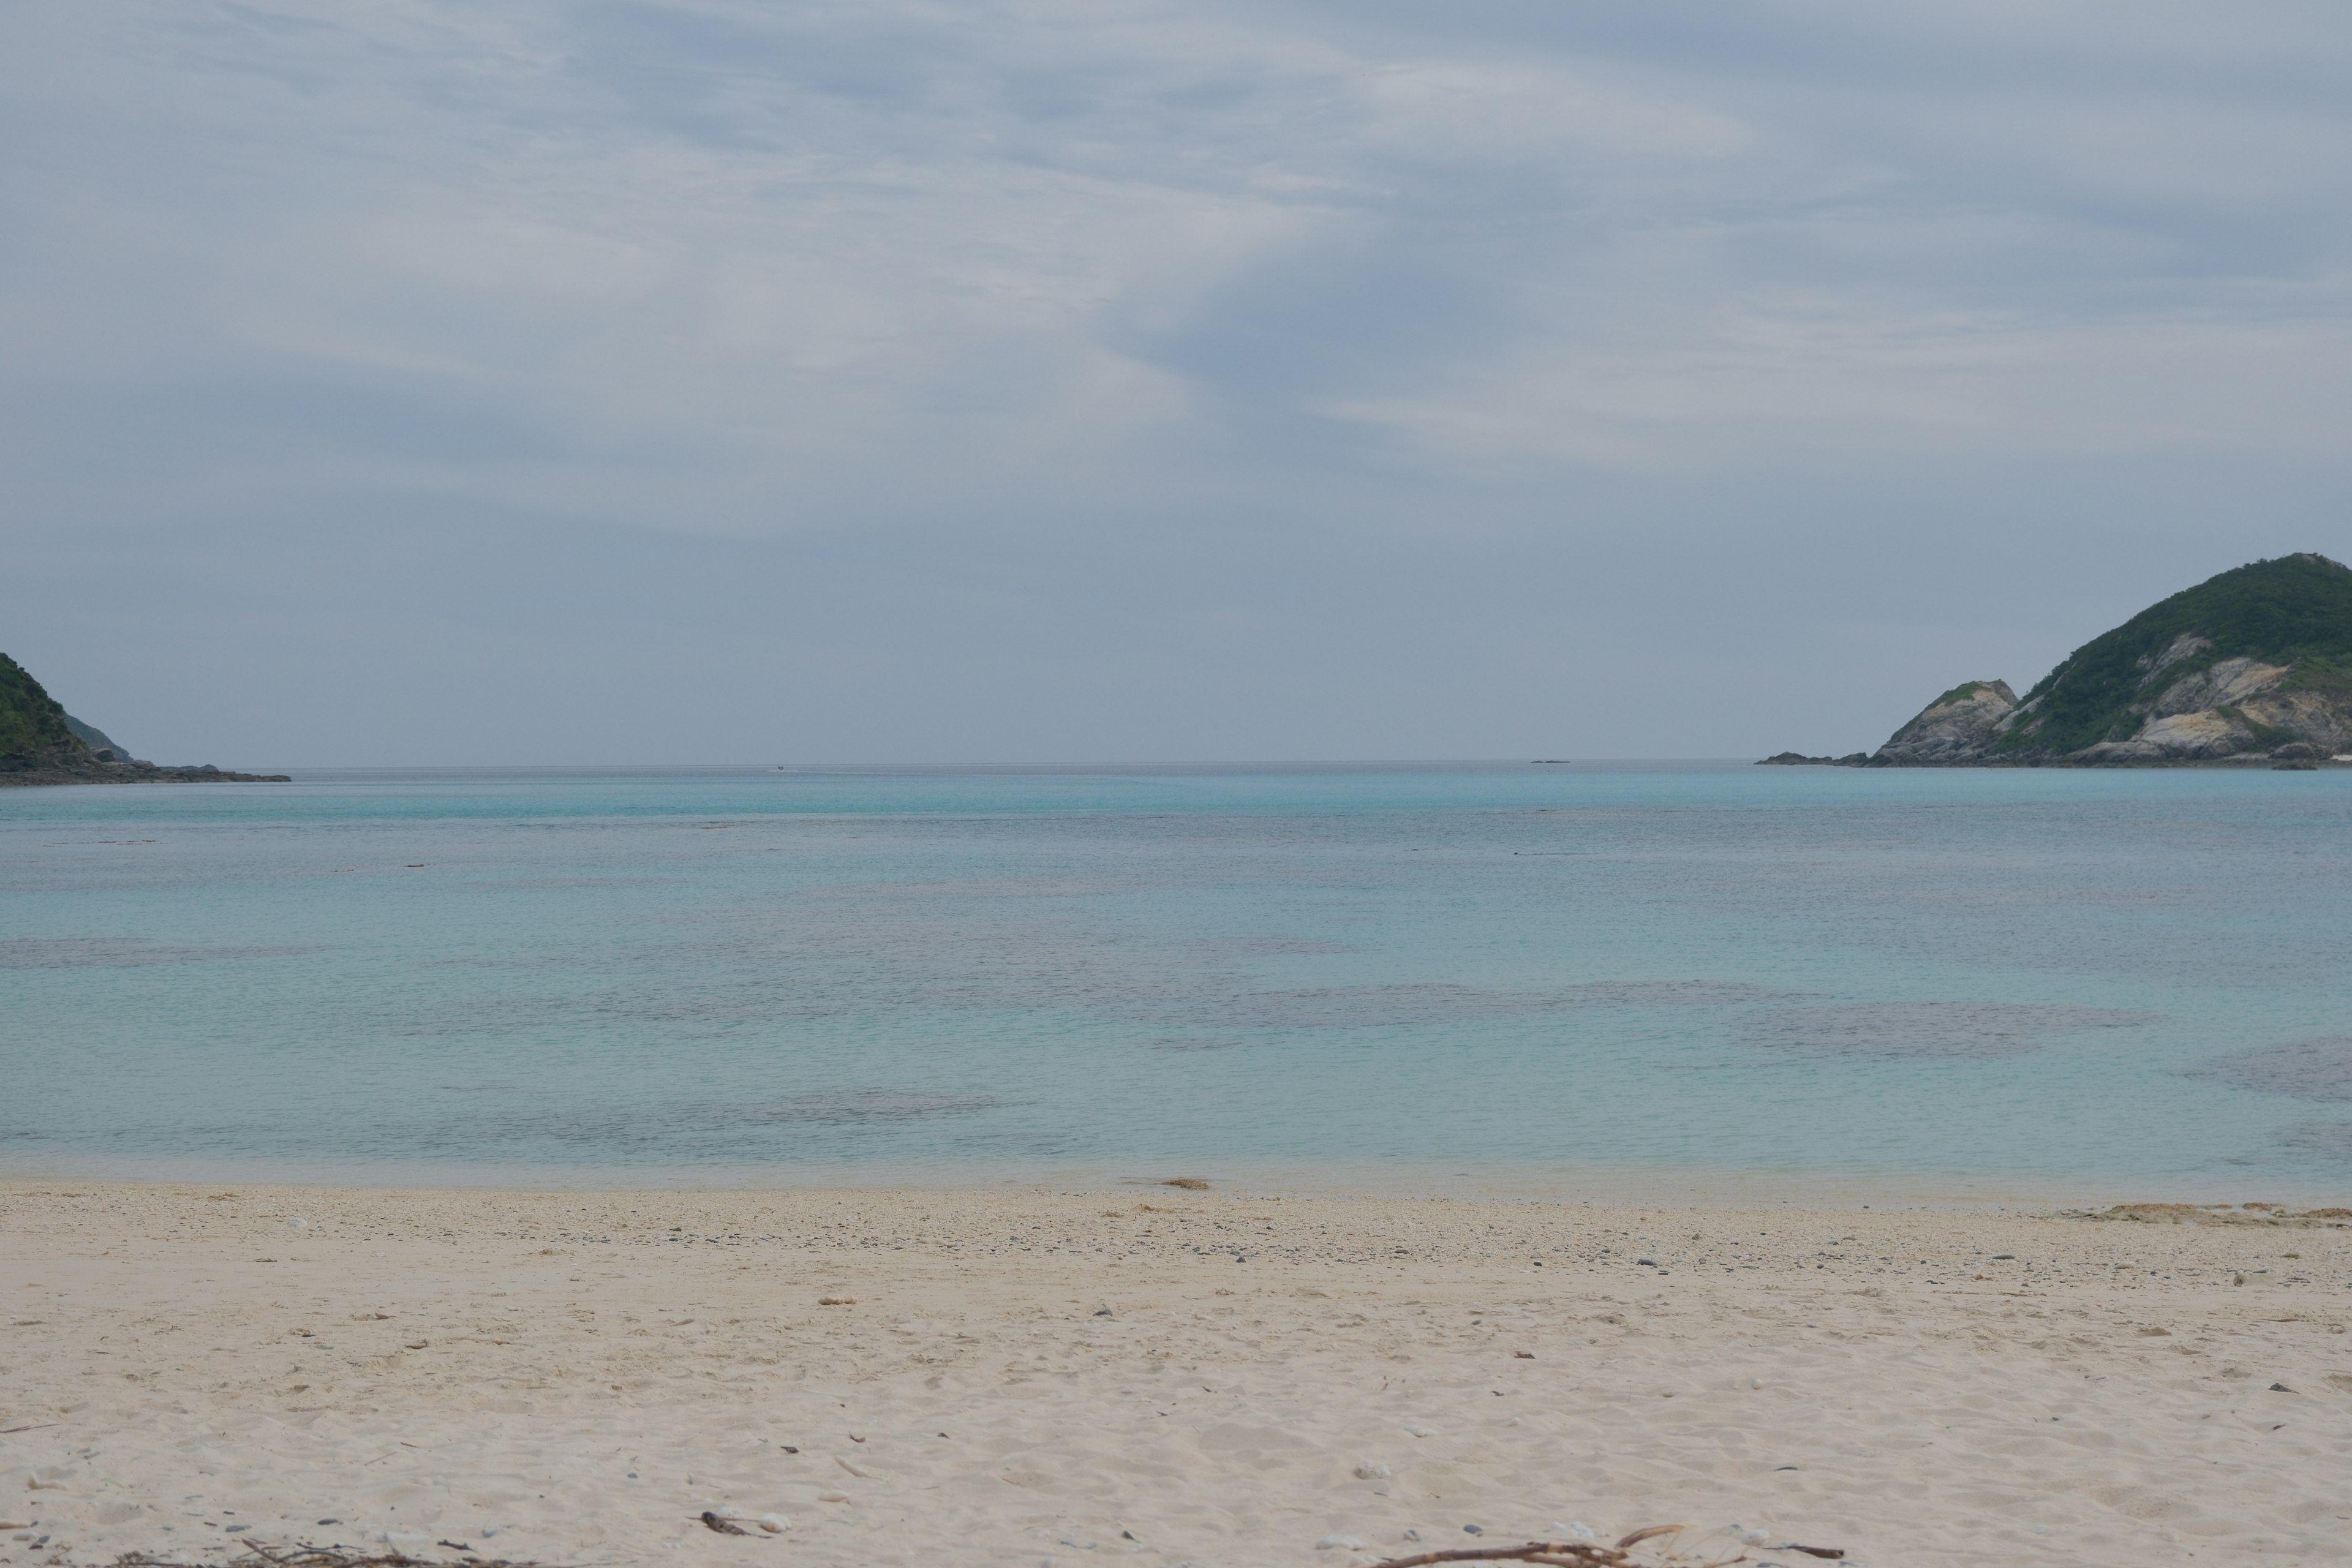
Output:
top-left (4, 1), bottom-right (2350, 766)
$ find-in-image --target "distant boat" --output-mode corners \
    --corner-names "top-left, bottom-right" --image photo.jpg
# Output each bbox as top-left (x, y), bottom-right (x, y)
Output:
top-left (1532, 759), bottom-right (1572, 764)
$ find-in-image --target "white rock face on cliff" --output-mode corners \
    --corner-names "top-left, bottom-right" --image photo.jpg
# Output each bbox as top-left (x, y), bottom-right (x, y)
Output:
top-left (2070, 654), bottom-right (2351, 762)
top-left (1871, 680), bottom-right (2019, 765)
top-left (2146, 649), bottom-right (2289, 715)
top-left (2076, 709), bottom-right (2253, 763)
top-left (2060, 646), bottom-right (2272, 761)
top-left (1875, 659), bottom-right (2352, 764)
top-left (1807, 554), bottom-right (2352, 767)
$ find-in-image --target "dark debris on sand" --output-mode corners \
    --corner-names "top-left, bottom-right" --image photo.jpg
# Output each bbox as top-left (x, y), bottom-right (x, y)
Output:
top-left (2073, 1202), bottom-right (2352, 1227)
top-left (107, 1545), bottom-right (560, 1568)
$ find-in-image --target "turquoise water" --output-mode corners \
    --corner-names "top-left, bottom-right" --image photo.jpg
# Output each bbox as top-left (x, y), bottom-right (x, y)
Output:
top-left (4, 763), bottom-right (2350, 1197)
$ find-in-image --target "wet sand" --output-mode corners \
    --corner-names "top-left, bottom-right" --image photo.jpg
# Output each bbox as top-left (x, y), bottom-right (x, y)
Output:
top-left (1, 1183), bottom-right (2346, 1567)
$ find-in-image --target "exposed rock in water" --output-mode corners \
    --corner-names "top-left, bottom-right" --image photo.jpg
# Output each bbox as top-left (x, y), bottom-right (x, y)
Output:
top-left (1766, 553), bottom-right (2352, 766)
top-left (1755, 751), bottom-right (1871, 766)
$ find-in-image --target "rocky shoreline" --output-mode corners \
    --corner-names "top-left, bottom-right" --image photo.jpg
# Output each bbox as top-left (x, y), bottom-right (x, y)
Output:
top-left (0, 750), bottom-right (290, 786)
top-left (1760, 749), bottom-right (2345, 769)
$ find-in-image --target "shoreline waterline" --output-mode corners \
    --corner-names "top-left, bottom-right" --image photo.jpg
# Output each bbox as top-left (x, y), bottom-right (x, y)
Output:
top-left (6, 1162), bottom-right (2342, 1211)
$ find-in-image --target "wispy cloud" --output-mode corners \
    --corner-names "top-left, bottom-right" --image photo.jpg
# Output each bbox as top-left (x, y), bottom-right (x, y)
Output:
top-left (4, 1), bottom-right (2350, 760)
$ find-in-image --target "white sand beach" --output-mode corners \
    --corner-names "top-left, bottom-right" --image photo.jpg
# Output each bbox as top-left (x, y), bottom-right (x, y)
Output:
top-left (1, 1183), bottom-right (2346, 1567)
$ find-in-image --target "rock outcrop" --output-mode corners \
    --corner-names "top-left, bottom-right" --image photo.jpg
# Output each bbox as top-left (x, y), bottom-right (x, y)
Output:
top-left (1872, 680), bottom-right (2019, 765)
top-left (0, 752), bottom-right (291, 786)
top-left (1766, 553), bottom-right (2352, 766)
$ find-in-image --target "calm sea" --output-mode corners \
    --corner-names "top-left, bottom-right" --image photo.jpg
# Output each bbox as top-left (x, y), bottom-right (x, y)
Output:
top-left (4, 763), bottom-right (2348, 1200)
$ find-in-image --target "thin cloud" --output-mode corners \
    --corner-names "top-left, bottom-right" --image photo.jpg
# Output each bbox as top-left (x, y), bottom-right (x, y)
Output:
top-left (4, 1), bottom-right (2350, 761)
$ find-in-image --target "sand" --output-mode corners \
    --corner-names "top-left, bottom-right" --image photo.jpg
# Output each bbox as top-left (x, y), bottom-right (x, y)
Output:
top-left (1, 1183), bottom-right (2347, 1568)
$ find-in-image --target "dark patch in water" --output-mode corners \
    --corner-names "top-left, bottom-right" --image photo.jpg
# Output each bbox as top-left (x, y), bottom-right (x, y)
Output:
top-left (2278, 1122), bottom-right (2352, 1161)
top-left (1740, 1002), bottom-right (2150, 1060)
top-left (1207, 984), bottom-right (1513, 1028)
top-left (1556, 981), bottom-right (1796, 1008)
top-left (1198, 979), bottom-right (1801, 1030)
top-left (1148, 1036), bottom-right (1242, 1052)
top-left (510, 1090), bottom-right (1000, 1145)
top-left (716, 1090), bottom-right (996, 1125)
top-left (0, 938), bottom-right (325, 969)
top-left (472, 878), bottom-right (684, 891)
top-left (1223, 937), bottom-right (1357, 956)
top-left (9, 1090), bottom-right (1008, 1163)
top-left (418, 1090), bottom-right (1003, 1159)
top-left (2188, 1038), bottom-right (2352, 1102)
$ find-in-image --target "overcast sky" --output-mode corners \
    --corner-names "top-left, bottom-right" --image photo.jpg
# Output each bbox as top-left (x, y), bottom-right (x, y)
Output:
top-left (5, 1), bottom-right (2350, 764)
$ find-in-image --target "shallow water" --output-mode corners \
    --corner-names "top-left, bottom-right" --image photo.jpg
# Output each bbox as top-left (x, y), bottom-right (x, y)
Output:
top-left (4, 762), bottom-right (2350, 1197)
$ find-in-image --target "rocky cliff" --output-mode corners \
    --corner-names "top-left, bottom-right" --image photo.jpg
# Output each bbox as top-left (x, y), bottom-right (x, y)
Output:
top-left (1766, 554), bottom-right (2352, 766)
top-left (1873, 680), bottom-right (2020, 765)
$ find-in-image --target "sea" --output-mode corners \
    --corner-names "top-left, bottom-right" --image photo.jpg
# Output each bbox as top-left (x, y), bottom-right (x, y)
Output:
top-left (4, 762), bottom-right (2348, 1203)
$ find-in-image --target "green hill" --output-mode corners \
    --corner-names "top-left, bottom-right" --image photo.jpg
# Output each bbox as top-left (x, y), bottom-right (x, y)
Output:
top-left (1798, 552), bottom-right (2352, 766)
top-left (0, 652), bottom-right (91, 756)
top-left (1995, 553), bottom-right (2352, 760)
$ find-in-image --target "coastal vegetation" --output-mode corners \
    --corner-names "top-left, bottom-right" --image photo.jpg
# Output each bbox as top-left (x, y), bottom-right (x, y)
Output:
top-left (0, 650), bottom-right (85, 755)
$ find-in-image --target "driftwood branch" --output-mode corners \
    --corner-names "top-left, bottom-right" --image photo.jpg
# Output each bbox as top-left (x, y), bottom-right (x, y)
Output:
top-left (1362, 1523), bottom-right (1822, 1568)
top-left (99, 1520), bottom-right (1842, 1568)
top-left (1362, 1553), bottom-right (1628, 1568)
top-left (112, 1545), bottom-right (567, 1568)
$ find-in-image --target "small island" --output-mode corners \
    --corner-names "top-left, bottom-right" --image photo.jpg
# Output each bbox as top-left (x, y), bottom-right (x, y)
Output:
top-left (1, 651), bottom-right (289, 786)
top-left (1766, 552), bottom-right (2352, 767)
